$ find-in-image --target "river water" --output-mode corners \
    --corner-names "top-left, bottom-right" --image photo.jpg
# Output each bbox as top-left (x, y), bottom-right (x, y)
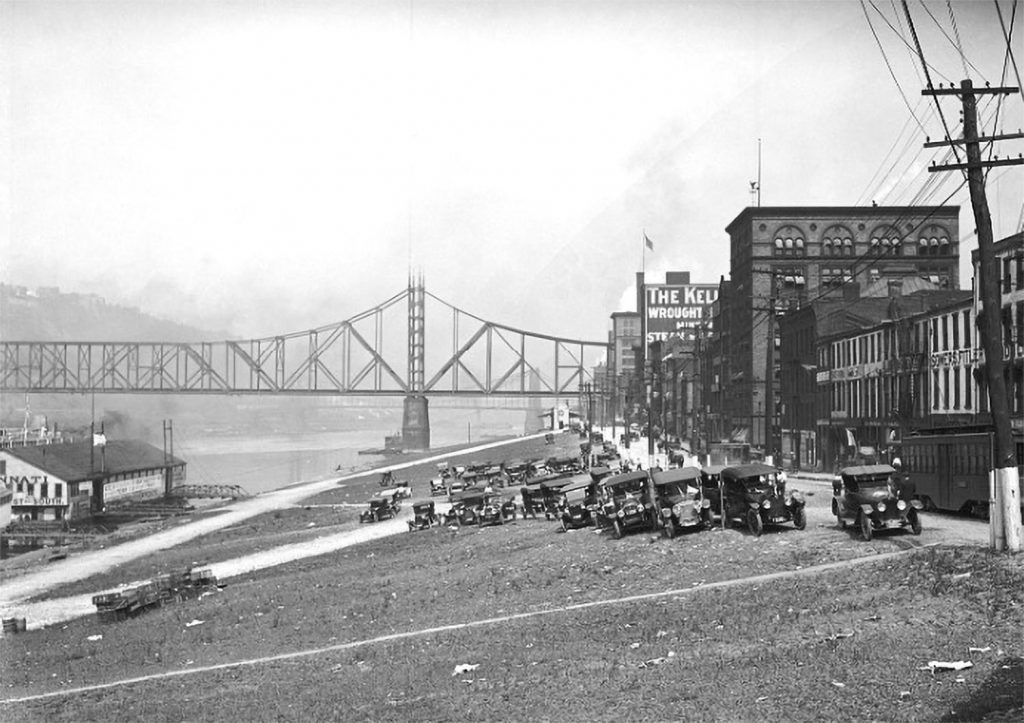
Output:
top-left (171, 408), bottom-right (531, 495)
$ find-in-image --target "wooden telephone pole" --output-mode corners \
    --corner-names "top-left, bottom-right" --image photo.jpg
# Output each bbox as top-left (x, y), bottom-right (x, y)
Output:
top-left (925, 79), bottom-right (1023, 552)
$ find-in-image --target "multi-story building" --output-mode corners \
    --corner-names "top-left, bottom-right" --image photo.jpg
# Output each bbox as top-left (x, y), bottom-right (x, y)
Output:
top-left (609, 311), bottom-right (641, 424)
top-left (972, 232), bottom-right (1023, 429)
top-left (716, 205), bottom-right (960, 455)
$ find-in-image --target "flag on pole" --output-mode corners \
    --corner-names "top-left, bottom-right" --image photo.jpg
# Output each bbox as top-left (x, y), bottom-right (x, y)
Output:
top-left (644, 232), bottom-right (654, 251)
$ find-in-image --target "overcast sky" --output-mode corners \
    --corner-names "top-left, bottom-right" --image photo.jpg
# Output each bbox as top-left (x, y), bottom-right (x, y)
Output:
top-left (2, 0), bottom-right (1021, 342)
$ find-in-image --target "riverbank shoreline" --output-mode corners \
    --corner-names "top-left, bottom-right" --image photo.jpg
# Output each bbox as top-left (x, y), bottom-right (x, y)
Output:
top-left (0, 430), bottom-right (572, 627)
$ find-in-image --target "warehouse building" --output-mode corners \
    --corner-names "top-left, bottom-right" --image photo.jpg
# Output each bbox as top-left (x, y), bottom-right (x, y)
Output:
top-left (0, 440), bottom-right (185, 522)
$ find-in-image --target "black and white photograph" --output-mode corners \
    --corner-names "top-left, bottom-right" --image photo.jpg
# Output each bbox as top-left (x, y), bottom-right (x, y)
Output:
top-left (1, 1), bottom-right (1022, 720)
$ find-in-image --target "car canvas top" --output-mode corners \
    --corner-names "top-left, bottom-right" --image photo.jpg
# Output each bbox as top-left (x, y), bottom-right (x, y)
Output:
top-left (721, 463), bottom-right (778, 481)
top-left (599, 470), bottom-right (650, 488)
top-left (652, 467), bottom-right (702, 487)
top-left (841, 464), bottom-right (896, 478)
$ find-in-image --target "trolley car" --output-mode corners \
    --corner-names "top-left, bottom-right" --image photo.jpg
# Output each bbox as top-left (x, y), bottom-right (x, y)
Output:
top-left (902, 429), bottom-right (1024, 517)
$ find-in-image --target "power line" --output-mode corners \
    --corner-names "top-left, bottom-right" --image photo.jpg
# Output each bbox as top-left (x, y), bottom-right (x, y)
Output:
top-left (868, 0), bottom-right (953, 84)
top-left (994, 0), bottom-right (1023, 92)
top-left (862, 0), bottom-right (931, 135)
top-left (856, 99), bottom-right (932, 206)
top-left (901, 0), bottom-right (966, 170)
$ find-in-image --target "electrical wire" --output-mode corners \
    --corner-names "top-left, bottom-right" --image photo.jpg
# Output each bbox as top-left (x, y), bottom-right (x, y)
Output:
top-left (862, 0), bottom-right (931, 135)
top-left (995, 0), bottom-right (1023, 92)
top-left (869, 0), bottom-right (954, 84)
top-left (901, 0), bottom-right (966, 171)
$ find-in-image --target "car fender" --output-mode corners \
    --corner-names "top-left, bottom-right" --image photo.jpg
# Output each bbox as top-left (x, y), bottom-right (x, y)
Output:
top-left (860, 503), bottom-right (875, 516)
top-left (910, 499), bottom-right (924, 510)
top-left (747, 501), bottom-right (761, 511)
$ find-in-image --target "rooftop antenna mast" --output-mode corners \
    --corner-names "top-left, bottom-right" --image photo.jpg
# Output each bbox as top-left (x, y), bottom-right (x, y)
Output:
top-left (749, 138), bottom-right (762, 206)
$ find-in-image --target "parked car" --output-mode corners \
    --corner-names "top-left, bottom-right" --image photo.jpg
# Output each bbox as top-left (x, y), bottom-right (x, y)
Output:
top-left (447, 477), bottom-right (468, 501)
top-left (477, 493), bottom-right (511, 526)
top-left (652, 466), bottom-right (710, 538)
top-left (450, 488), bottom-right (488, 526)
top-left (408, 501), bottom-right (439, 531)
top-left (598, 470), bottom-right (655, 539)
top-left (558, 474), bottom-right (598, 531)
top-left (520, 483), bottom-right (547, 519)
top-left (720, 463), bottom-right (806, 536)
top-left (833, 464), bottom-right (923, 541)
top-left (539, 475), bottom-right (577, 519)
top-left (430, 476), bottom-right (448, 496)
top-left (359, 495), bottom-right (398, 523)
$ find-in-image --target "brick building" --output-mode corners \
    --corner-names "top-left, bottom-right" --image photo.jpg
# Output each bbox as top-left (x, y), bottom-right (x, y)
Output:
top-left (715, 205), bottom-right (960, 456)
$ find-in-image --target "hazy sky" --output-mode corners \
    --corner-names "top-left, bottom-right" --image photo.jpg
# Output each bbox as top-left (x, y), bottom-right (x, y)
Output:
top-left (2, 0), bottom-right (1022, 342)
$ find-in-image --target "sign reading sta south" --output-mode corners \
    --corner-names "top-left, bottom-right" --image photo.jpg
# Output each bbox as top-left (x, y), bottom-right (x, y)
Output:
top-left (645, 284), bottom-right (718, 343)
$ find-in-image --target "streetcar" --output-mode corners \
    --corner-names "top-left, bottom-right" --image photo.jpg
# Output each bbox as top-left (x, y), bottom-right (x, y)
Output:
top-left (901, 429), bottom-right (1024, 517)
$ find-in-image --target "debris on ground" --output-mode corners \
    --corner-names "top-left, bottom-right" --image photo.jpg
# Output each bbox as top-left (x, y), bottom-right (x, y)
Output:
top-left (452, 663), bottom-right (480, 676)
top-left (920, 660), bottom-right (973, 674)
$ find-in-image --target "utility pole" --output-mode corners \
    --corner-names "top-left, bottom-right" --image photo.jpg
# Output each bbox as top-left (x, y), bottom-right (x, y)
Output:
top-left (925, 79), bottom-right (1023, 552)
top-left (764, 296), bottom-right (776, 465)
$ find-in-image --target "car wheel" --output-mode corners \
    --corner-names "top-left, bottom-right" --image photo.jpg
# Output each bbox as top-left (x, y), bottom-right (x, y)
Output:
top-left (612, 520), bottom-right (623, 539)
top-left (859, 511), bottom-right (873, 541)
top-left (747, 509), bottom-right (763, 537)
top-left (792, 506), bottom-right (806, 530)
top-left (908, 508), bottom-right (922, 535)
top-left (663, 521), bottom-right (676, 539)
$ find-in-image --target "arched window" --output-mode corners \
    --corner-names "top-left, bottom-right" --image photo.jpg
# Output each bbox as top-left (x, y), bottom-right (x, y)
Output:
top-left (821, 225), bottom-right (853, 258)
top-left (773, 225), bottom-right (806, 257)
top-left (918, 224), bottom-right (951, 257)
top-left (869, 225), bottom-right (901, 256)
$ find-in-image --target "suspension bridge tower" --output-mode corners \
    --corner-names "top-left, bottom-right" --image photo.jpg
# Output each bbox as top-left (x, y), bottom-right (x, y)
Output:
top-left (402, 273), bottom-right (430, 449)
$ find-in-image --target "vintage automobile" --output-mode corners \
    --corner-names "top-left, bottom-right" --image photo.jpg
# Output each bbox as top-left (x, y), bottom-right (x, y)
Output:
top-left (449, 488), bottom-right (488, 526)
top-left (520, 482), bottom-right (547, 519)
top-left (503, 459), bottom-right (529, 486)
top-left (544, 433), bottom-right (556, 445)
top-left (482, 465), bottom-right (507, 488)
top-left (700, 465), bottom-right (727, 519)
top-left (589, 465), bottom-right (615, 484)
top-left (652, 466), bottom-right (710, 538)
top-left (598, 470), bottom-right (655, 539)
top-left (558, 474), bottom-right (598, 531)
top-left (407, 501), bottom-right (439, 531)
top-left (430, 476), bottom-right (448, 496)
top-left (833, 464), bottom-right (923, 541)
top-left (548, 455), bottom-right (581, 475)
top-left (477, 493), bottom-right (516, 526)
top-left (720, 463), bottom-right (806, 536)
top-left (359, 495), bottom-right (398, 523)
top-left (539, 476), bottom-right (577, 519)
top-left (447, 476), bottom-right (468, 501)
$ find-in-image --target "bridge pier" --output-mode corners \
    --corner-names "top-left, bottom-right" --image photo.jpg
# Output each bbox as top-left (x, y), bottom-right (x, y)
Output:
top-left (402, 394), bottom-right (430, 451)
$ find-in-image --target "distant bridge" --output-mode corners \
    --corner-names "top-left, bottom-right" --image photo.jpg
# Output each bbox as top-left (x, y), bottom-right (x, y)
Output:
top-left (0, 278), bottom-right (609, 447)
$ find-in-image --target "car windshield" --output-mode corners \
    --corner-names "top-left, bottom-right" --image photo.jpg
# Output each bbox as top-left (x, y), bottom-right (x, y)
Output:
top-left (741, 476), bottom-right (772, 491)
top-left (850, 479), bottom-right (893, 495)
top-left (658, 482), bottom-right (696, 499)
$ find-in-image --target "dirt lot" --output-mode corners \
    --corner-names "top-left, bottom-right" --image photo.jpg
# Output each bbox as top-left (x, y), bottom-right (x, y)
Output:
top-left (1, 435), bottom-right (1021, 721)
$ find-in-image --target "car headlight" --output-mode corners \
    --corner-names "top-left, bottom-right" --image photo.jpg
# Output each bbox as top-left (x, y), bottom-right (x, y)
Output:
top-left (876, 502), bottom-right (887, 513)
top-left (762, 499), bottom-right (771, 509)
top-left (617, 510), bottom-right (625, 518)
top-left (897, 500), bottom-right (907, 510)
top-left (663, 507), bottom-right (673, 518)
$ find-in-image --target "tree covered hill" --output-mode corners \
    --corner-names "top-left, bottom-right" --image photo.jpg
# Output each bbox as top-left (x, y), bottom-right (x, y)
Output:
top-left (0, 284), bottom-right (231, 342)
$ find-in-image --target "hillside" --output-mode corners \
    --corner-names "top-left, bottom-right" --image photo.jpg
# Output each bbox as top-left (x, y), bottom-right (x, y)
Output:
top-left (0, 284), bottom-right (231, 342)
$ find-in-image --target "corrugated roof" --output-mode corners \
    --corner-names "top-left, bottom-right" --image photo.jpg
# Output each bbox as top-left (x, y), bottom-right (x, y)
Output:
top-left (2, 440), bottom-right (184, 482)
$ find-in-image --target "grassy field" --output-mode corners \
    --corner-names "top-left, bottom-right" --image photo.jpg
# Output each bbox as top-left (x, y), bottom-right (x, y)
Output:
top-left (2, 498), bottom-right (1022, 721)
top-left (2, 433), bottom-right (1022, 721)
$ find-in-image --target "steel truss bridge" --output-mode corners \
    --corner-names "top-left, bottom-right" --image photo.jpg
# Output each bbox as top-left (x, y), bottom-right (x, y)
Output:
top-left (1, 278), bottom-right (608, 401)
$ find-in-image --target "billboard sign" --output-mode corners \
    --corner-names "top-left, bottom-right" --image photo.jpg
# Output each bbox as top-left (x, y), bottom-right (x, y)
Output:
top-left (644, 284), bottom-right (718, 343)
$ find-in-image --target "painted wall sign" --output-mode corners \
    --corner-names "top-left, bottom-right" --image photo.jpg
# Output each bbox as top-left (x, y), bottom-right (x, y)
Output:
top-left (644, 284), bottom-right (718, 343)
